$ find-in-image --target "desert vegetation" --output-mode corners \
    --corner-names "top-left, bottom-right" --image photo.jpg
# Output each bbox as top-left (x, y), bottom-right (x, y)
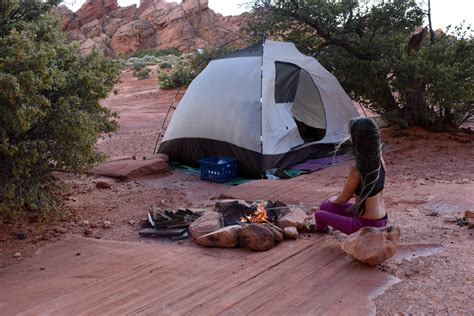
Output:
top-left (0, 1), bottom-right (120, 218)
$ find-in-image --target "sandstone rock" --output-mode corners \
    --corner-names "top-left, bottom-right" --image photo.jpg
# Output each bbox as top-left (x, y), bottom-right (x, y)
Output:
top-left (84, 228), bottom-right (93, 236)
top-left (189, 211), bottom-right (224, 239)
top-left (111, 19), bottom-right (155, 55)
top-left (90, 154), bottom-right (169, 180)
top-left (283, 227), bottom-right (298, 239)
top-left (196, 225), bottom-right (241, 248)
top-left (264, 223), bottom-right (284, 242)
top-left (128, 220), bottom-right (136, 226)
top-left (96, 180), bottom-right (113, 189)
top-left (239, 223), bottom-right (274, 251)
top-left (341, 226), bottom-right (401, 265)
top-left (103, 221), bottom-right (112, 228)
top-left (277, 206), bottom-right (310, 229)
top-left (13, 252), bottom-right (21, 258)
top-left (465, 210), bottom-right (474, 229)
top-left (61, 0), bottom-right (247, 56)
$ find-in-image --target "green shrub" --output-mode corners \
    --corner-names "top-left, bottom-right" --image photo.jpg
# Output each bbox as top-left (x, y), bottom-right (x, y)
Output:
top-left (245, 0), bottom-right (473, 129)
top-left (157, 47), bottom-right (233, 89)
top-left (158, 64), bottom-right (193, 89)
top-left (0, 1), bottom-right (120, 218)
top-left (134, 48), bottom-right (181, 58)
top-left (132, 60), bottom-right (146, 72)
top-left (159, 61), bottom-right (172, 69)
top-left (133, 67), bottom-right (151, 80)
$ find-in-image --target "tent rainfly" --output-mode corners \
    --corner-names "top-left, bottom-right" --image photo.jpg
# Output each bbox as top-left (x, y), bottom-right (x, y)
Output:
top-left (158, 39), bottom-right (359, 178)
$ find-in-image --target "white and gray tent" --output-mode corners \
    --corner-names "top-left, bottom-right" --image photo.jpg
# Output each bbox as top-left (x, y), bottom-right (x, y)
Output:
top-left (158, 39), bottom-right (359, 177)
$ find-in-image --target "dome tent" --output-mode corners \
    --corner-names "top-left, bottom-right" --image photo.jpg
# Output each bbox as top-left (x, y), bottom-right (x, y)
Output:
top-left (158, 39), bottom-right (359, 178)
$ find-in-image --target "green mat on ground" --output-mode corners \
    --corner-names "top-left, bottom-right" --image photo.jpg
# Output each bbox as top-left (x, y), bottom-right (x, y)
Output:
top-left (171, 164), bottom-right (253, 185)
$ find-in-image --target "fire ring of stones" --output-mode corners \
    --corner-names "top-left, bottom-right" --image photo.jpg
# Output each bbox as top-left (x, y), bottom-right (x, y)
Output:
top-left (189, 200), bottom-right (312, 251)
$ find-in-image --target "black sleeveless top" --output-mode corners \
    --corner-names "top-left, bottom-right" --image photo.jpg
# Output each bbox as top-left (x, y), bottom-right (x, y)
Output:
top-left (354, 165), bottom-right (385, 197)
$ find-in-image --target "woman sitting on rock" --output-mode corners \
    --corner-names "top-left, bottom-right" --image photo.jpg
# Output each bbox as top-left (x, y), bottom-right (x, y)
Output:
top-left (314, 117), bottom-right (388, 235)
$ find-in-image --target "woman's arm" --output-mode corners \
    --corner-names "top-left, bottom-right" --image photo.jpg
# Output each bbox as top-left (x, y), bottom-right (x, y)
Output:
top-left (328, 166), bottom-right (360, 205)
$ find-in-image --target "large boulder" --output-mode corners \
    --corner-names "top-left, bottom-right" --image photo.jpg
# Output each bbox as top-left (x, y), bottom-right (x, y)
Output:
top-left (239, 224), bottom-right (274, 251)
top-left (189, 211), bottom-right (224, 239)
top-left (341, 226), bottom-right (401, 265)
top-left (277, 206), bottom-right (310, 230)
top-left (196, 225), bottom-right (242, 248)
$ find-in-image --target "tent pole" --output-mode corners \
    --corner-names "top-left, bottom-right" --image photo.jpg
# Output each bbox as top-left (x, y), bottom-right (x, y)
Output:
top-left (153, 86), bottom-right (183, 155)
top-left (260, 34), bottom-right (266, 179)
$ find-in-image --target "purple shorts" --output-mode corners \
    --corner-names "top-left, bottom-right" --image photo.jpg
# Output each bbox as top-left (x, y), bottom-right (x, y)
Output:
top-left (314, 201), bottom-right (387, 235)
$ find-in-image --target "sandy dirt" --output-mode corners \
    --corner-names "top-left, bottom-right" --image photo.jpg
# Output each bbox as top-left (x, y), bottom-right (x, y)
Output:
top-left (1, 69), bottom-right (473, 314)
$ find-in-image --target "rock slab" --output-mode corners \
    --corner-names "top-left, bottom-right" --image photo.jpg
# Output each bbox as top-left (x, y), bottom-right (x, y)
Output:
top-left (90, 154), bottom-right (169, 180)
top-left (196, 225), bottom-right (242, 248)
top-left (189, 211), bottom-right (224, 240)
top-left (239, 223), bottom-right (274, 251)
top-left (341, 226), bottom-right (401, 265)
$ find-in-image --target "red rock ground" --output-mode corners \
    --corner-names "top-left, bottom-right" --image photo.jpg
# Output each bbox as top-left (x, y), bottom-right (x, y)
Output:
top-left (0, 69), bottom-right (473, 314)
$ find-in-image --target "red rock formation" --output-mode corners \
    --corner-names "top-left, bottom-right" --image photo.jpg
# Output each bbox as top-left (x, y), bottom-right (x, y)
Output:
top-left (57, 0), bottom-right (246, 56)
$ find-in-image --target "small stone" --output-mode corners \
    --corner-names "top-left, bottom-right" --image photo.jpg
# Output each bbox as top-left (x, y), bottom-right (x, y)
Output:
top-left (55, 227), bottom-right (67, 234)
top-left (81, 220), bottom-right (90, 227)
top-left (84, 228), bottom-right (93, 236)
top-left (95, 181), bottom-right (112, 189)
top-left (16, 232), bottom-right (28, 240)
top-left (465, 210), bottom-right (474, 229)
top-left (103, 221), bottom-right (112, 228)
top-left (13, 252), bottom-right (21, 258)
top-left (444, 216), bottom-right (459, 223)
top-left (283, 227), bottom-right (298, 239)
top-left (128, 220), bottom-right (136, 226)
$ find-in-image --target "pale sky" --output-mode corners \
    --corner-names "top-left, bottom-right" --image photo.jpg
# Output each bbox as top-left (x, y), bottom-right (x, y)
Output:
top-left (64, 0), bottom-right (473, 30)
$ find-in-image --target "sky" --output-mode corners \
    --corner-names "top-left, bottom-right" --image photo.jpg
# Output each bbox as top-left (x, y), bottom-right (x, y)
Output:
top-left (64, 0), bottom-right (473, 30)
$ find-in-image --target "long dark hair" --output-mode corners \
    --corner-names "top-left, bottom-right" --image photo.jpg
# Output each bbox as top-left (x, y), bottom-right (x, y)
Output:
top-left (349, 117), bottom-right (382, 215)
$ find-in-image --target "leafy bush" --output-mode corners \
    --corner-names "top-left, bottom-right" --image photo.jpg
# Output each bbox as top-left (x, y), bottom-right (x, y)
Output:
top-left (0, 1), bottom-right (120, 218)
top-left (134, 48), bottom-right (181, 58)
top-left (131, 60), bottom-right (146, 71)
top-left (158, 47), bottom-right (233, 89)
top-left (158, 64), bottom-right (193, 89)
top-left (245, 0), bottom-right (473, 129)
top-left (133, 67), bottom-right (151, 80)
top-left (159, 61), bottom-right (172, 69)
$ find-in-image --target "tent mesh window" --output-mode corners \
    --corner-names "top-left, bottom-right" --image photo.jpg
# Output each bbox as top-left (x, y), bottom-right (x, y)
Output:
top-left (274, 61), bottom-right (327, 143)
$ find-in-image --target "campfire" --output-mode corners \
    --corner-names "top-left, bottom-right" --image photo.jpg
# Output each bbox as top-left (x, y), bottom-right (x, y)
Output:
top-left (139, 200), bottom-right (311, 252)
top-left (240, 203), bottom-right (269, 224)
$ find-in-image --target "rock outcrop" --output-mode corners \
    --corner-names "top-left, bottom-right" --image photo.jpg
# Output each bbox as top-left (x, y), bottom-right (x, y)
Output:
top-left (57, 0), bottom-right (247, 56)
top-left (341, 226), bottom-right (401, 265)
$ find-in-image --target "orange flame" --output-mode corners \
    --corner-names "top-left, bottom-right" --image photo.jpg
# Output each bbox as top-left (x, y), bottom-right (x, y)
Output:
top-left (241, 203), bottom-right (269, 223)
